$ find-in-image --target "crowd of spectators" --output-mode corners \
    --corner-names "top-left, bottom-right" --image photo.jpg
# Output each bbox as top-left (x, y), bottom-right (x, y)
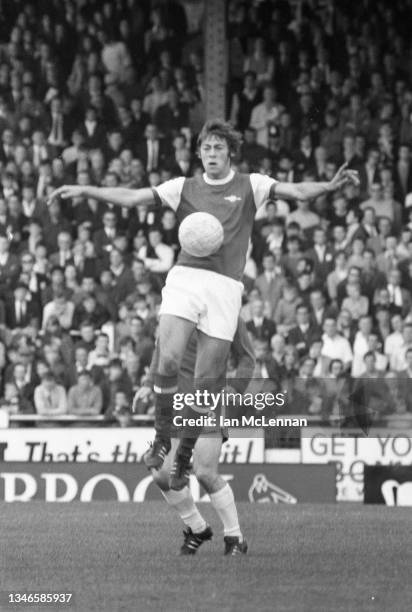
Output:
top-left (1, 0), bottom-right (412, 428)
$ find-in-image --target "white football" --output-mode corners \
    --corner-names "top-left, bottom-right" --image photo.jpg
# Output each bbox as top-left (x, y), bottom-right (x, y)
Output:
top-left (178, 212), bottom-right (224, 257)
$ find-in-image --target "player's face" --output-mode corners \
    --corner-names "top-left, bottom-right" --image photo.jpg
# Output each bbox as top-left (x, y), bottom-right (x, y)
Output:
top-left (200, 136), bottom-right (231, 180)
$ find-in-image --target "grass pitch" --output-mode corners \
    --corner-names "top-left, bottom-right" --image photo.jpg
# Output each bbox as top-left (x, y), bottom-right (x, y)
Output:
top-left (1, 502), bottom-right (411, 612)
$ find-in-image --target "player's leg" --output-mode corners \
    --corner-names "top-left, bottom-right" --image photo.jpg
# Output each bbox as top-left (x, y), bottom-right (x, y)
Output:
top-left (145, 314), bottom-right (196, 469)
top-left (193, 435), bottom-right (247, 556)
top-left (170, 334), bottom-right (230, 488)
top-left (151, 438), bottom-right (212, 555)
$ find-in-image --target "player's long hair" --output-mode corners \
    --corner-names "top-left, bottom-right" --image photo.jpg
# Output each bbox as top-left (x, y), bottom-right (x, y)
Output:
top-left (197, 119), bottom-right (242, 157)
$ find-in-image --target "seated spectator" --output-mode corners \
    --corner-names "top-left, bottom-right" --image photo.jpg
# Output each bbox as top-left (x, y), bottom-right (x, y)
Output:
top-left (107, 358), bottom-right (133, 410)
top-left (0, 382), bottom-right (33, 416)
top-left (67, 370), bottom-right (103, 416)
top-left (123, 352), bottom-right (141, 390)
top-left (33, 372), bottom-right (67, 416)
top-left (42, 343), bottom-right (70, 389)
top-left (7, 361), bottom-right (37, 404)
top-left (108, 389), bottom-right (133, 426)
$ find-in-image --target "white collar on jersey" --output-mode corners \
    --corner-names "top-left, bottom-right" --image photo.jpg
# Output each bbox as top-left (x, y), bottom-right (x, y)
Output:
top-left (203, 169), bottom-right (235, 185)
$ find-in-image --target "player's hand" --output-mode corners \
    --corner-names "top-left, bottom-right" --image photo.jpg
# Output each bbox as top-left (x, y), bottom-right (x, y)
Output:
top-left (327, 162), bottom-right (360, 192)
top-left (132, 385), bottom-right (152, 412)
top-left (47, 185), bottom-right (84, 205)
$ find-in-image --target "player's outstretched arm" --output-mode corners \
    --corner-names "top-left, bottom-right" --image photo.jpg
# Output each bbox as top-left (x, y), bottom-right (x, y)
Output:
top-left (271, 162), bottom-right (360, 201)
top-left (47, 185), bottom-right (155, 208)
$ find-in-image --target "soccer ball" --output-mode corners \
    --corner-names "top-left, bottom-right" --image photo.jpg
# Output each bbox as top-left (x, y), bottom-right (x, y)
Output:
top-left (178, 212), bottom-right (224, 257)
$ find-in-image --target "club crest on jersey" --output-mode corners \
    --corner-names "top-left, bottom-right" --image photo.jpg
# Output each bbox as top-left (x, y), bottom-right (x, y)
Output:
top-left (248, 474), bottom-right (297, 504)
top-left (224, 195), bottom-right (242, 202)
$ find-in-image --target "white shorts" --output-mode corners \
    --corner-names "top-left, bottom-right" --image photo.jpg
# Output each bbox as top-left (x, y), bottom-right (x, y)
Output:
top-left (159, 266), bottom-right (243, 341)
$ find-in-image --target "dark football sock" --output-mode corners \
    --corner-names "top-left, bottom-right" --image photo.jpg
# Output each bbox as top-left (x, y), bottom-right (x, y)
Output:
top-left (153, 373), bottom-right (178, 443)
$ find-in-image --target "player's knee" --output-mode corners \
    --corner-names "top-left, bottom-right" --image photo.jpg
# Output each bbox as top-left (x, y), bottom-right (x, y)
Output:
top-left (158, 354), bottom-right (179, 377)
top-left (194, 465), bottom-right (219, 492)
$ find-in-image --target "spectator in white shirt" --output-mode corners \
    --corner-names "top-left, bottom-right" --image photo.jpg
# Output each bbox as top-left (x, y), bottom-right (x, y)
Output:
top-left (321, 317), bottom-right (353, 371)
top-left (138, 227), bottom-right (174, 274)
top-left (357, 333), bottom-right (388, 377)
top-left (42, 289), bottom-right (75, 331)
top-left (101, 31), bottom-right (131, 83)
top-left (384, 314), bottom-right (404, 369)
top-left (352, 315), bottom-right (373, 377)
top-left (390, 323), bottom-right (412, 372)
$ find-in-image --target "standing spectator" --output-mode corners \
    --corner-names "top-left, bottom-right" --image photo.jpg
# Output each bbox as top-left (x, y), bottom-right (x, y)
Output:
top-left (0, 232), bottom-right (20, 292)
top-left (137, 227), bottom-right (174, 278)
top-left (154, 88), bottom-right (188, 138)
top-left (136, 124), bottom-right (171, 173)
top-left (321, 317), bottom-right (353, 372)
top-left (101, 30), bottom-right (131, 83)
top-left (287, 304), bottom-right (321, 358)
top-left (230, 71), bottom-right (261, 131)
top-left (254, 253), bottom-right (285, 319)
top-left (249, 85), bottom-right (284, 147)
top-left (246, 298), bottom-right (276, 342)
top-left (42, 289), bottom-right (75, 331)
top-left (5, 282), bottom-right (40, 331)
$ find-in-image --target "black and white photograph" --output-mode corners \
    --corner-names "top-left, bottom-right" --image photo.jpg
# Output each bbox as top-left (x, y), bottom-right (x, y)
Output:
top-left (1, 0), bottom-right (412, 610)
